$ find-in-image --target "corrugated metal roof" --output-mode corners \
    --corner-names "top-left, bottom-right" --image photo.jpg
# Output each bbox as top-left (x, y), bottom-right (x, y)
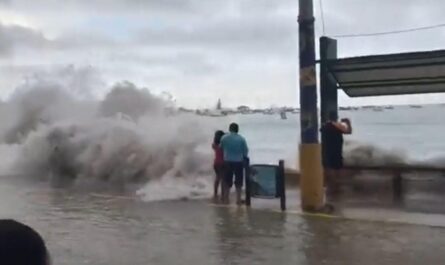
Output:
top-left (329, 49), bottom-right (445, 97)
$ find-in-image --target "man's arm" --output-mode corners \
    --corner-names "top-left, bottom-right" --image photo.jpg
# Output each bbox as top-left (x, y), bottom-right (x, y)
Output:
top-left (334, 118), bottom-right (352, 134)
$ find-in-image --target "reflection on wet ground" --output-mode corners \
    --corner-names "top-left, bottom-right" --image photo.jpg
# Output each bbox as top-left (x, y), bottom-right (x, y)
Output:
top-left (1, 178), bottom-right (445, 265)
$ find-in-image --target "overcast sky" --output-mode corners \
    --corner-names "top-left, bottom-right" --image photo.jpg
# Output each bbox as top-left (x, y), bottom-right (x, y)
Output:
top-left (1, 0), bottom-right (445, 108)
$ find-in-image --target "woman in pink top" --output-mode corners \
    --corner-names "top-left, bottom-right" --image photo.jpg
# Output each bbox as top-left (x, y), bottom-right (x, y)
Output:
top-left (212, 130), bottom-right (225, 202)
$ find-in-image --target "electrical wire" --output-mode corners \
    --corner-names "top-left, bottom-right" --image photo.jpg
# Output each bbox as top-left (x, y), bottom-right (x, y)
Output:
top-left (319, 0), bottom-right (326, 35)
top-left (332, 22), bottom-right (445, 38)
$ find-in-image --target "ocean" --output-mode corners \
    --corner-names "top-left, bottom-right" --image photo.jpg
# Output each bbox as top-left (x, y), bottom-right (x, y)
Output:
top-left (231, 104), bottom-right (445, 168)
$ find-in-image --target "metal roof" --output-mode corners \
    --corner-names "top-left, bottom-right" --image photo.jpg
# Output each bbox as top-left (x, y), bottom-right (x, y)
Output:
top-left (329, 49), bottom-right (445, 97)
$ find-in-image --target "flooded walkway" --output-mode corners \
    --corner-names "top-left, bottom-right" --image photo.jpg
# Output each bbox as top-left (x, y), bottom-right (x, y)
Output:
top-left (1, 179), bottom-right (445, 265)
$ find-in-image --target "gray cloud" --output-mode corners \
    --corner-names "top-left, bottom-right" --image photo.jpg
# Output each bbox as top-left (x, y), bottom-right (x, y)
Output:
top-left (0, 0), bottom-right (293, 15)
top-left (0, 22), bottom-right (124, 58)
top-left (0, 0), bottom-right (213, 16)
top-left (109, 52), bottom-right (221, 75)
top-left (320, 0), bottom-right (445, 56)
top-left (137, 16), bottom-right (296, 54)
top-left (1, 0), bottom-right (445, 107)
top-left (0, 23), bottom-right (50, 56)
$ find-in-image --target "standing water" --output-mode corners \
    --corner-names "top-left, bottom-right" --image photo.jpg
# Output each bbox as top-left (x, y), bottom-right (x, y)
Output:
top-left (1, 80), bottom-right (445, 264)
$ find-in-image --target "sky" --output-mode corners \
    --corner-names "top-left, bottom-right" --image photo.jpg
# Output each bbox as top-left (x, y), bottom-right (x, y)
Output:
top-left (1, 0), bottom-right (445, 108)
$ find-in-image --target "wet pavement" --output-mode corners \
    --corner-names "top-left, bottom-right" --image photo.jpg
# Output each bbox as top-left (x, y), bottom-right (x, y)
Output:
top-left (1, 177), bottom-right (445, 265)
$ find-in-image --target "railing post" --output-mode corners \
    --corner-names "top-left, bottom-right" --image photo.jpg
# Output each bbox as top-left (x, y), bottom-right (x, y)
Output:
top-left (245, 158), bottom-right (251, 207)
top-left (279, 160), bottom-right (286, 211)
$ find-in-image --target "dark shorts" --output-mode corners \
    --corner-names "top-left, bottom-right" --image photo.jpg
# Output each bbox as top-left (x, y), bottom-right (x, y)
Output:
top-left (213, 164), bottom-right (224, 179)
top-left (323, 154), bottom-right (343, 170)
top-left (224, 162), bottom-right (244, 188)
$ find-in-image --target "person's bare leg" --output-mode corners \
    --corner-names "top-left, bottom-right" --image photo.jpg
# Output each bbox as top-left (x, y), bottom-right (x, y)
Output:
top-left (220, 182), bottom-right (226, 203)
top-left (338, 168), bottom-right (345, 178)
top-left (325, 169), bottom-right (333, 189)
top-left (324, 168), bottom-right (330, 187)
top-left (219, 177), bottom-right (224, 200)
top-left (326, 169), bottom-right (339, 199)
top-left (330, 169), bottom-right (341, 199)
top-left (221, 182), bottom-right (229, 204)
top-left (213, 178), bottom-right (220, 202)
top-left (224, 186), bottom-right (231, 204)
top-left (236, 187), bottom-right (242, 205)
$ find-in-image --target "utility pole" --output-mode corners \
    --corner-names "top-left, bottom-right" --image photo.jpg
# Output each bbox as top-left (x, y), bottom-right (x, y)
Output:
top-left (298, 0), bottom-right (324, 211)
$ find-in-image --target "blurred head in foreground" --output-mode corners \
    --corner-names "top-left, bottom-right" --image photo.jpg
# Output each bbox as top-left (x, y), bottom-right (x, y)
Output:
top-left (0, 219), bottom-right (50, 265)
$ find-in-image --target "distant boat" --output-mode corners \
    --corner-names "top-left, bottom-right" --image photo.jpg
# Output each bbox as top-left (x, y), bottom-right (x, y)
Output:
top-left (362, 106), bottom-right (374, 109)
top-left (263, 109), bottom-right (275, 115)
top-left (409, 105), bottom-right (422, 109)
top-left (280, 111), bottom-right (287, 120)
top-left (373, 106), bottom-right (384, 112)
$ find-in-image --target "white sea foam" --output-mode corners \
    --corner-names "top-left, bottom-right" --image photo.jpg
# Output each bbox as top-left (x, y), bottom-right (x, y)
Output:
top-left (0, 68), bottom-right (214, 201)
top-left (343, 140), bottom-right (408, 167)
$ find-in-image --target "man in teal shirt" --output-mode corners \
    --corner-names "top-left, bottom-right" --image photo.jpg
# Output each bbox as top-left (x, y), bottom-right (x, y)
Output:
top-left (220, 123), bottom-right (248, 205)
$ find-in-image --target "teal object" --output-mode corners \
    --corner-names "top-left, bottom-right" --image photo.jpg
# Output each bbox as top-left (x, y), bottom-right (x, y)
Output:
top-left (249, 165), bottom-right (278, 198)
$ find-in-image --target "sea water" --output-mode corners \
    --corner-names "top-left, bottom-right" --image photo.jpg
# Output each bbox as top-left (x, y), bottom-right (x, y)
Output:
top-left (235, 104), bottom-right (445, 168)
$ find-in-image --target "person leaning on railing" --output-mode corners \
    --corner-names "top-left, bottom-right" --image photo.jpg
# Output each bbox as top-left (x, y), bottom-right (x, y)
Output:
top-left (321, 111), bottom-right (352, 194)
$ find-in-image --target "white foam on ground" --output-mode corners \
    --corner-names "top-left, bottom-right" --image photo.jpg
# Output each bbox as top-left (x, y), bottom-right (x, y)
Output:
top-left (136, 175), bottom-right (213, 202)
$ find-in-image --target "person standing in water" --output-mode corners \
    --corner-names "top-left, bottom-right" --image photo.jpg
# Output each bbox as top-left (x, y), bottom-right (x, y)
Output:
top-left (212, 130), bottom-right (225, 202)
top-left (220, 123), bottom-right (249, 205)
top-left (321, 112), bottom-right (352, 194)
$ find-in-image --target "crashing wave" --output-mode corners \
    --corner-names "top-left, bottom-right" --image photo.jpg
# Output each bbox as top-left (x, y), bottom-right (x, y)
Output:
top-left (343, 140), bottom-right (408, 167)
top-left (0, 73), bottom-right (212, 198)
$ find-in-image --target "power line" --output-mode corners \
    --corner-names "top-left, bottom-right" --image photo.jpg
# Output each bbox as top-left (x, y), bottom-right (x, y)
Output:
top-left (319, 0), bottom-right (326, 35)
top-left (332, 22), bottom-right (445, 38)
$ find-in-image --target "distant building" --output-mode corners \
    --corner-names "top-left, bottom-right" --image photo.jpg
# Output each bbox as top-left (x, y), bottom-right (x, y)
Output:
top-left (178, 107), bottom-right (193, 113)
top-left (237, 105), bottom-right (250, 113)
top-left (216, 99), bottom-right (222, 110)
